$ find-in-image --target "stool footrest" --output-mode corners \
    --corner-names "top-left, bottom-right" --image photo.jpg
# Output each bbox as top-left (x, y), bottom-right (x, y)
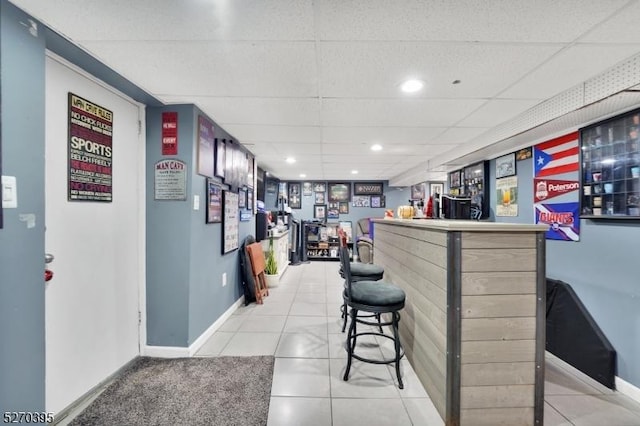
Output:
top-left (345, 332), bottom-right (405, 365)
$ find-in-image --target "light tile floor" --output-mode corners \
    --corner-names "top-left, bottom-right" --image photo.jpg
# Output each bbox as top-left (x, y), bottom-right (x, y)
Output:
top-left (197, 261), bottom-right (640, 426)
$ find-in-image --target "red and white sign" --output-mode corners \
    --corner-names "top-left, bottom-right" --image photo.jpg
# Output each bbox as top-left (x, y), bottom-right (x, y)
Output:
top-left (533, 178), bottom-right (579, 202)
top-left (533, 132), bottom-right (579, 177)
top-left (161, 112), bottom-right (178, 155)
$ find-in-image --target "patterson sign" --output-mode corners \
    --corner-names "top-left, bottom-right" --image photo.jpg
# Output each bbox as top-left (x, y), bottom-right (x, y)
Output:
top-left (533, 178), bottom-right (579, 203)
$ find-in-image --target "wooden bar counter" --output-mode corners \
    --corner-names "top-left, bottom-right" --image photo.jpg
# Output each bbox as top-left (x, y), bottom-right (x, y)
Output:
top-left (372, 219), bottom-right (548, 426)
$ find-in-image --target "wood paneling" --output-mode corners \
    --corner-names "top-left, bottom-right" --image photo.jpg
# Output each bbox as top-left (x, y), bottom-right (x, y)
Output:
top-left (462, 248), bottom-right (536, 272)
top-left (376, 223), bottom-right (448, 246)
top-left (461, 362), bottom-right (535, 386)
top-left (462, 295), bottom-right (536, 318)
top-left (460, 385), bottom-right (535, 409)
top-left (461, 340), bottom-right (536, 364)
top-left (460, 407), bottom-right (534, 426)
top-left (461, 318), bottom-right (536, 341)
top-left (376, 229), bottom-right (448, 269)
top-left (461, 271), bottom-right (536, 295)
top-left (461, 232), bottom-right (536, 249)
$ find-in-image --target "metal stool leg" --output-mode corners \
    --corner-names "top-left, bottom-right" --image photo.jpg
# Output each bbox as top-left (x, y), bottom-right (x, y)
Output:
top-left (343, 308), bottom-right (358, 381)
top-left (392, 311), bottom-right (404, 389)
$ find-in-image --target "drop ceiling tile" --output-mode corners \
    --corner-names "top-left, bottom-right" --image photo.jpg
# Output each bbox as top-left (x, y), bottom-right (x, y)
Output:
top-left (322, 126), bottom-right (446, 144)
top-left (220, 125), bottom-right (321, 143)
top-left (316, 0), bottom-right (629, 42)
top-left (414, 144), bottom-right (461, 158)
top-left (322, 154), bottom-right (407, 164)
top-left (456, 99), bottom-right (542, 128)
top-left (12, 0), bottom-right (315, 41)
top-left (272, 143), bottom-right (323, 156)
top-left (162, 96), bottom-right (321, 127)
top-left (80, 41), bottom-right (318, 97)
top-left (321, 142), bottom-right (431, 156)
top-left (321, 99), bottom-right (485, 127)
top-left (320, 42), bottom-right (563, 98)
top-left (432, 127), bottom-right (489, 144)
top-left (501, 44), bottom-right (640, 99)
top-left (580, 2), bottom-right (640, 43)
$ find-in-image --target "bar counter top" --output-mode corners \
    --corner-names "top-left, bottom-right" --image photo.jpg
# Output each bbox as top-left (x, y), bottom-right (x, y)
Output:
top-left (372, 218), bottom-right (548, 232)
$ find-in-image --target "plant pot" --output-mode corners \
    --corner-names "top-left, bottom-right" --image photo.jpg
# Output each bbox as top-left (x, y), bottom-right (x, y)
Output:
top-left (265, 273), bottom-right (279, 288)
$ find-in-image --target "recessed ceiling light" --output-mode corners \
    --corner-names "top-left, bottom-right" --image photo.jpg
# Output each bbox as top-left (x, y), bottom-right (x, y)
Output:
top-left (300, 173), bottom-right (306, 178)
top-left (452, 79), bottom-right (461, 85)
top-left (285, 157), bottom-right (296, 164)
top-left (400, 79), bottom-right (424, 93)
top-left (371, 144), bottom-right (383, 152)
top-left (351, 170), bottom-right (358, 174)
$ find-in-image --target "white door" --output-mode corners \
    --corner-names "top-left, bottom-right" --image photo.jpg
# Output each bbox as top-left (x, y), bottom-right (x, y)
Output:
top-left (44, 53), bottom-right (145, 413)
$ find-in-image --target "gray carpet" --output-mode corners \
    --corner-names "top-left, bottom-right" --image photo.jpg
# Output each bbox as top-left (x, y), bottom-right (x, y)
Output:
top-left (70, 356), bottom-right (275, 426)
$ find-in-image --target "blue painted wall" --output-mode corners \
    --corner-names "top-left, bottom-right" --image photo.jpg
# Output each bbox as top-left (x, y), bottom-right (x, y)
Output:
top-left (146, 105), bottom-right (254, 347)
top-left (0, 1), bottom-right (46, 413)
top-left (489, 148), bottom-right (640, 388)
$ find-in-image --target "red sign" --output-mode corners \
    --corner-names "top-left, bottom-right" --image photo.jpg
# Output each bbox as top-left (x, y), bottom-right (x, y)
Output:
top-left (161, 112), bottom-right (178, 155)
top-left (533, 178), bottom-right (579, 202)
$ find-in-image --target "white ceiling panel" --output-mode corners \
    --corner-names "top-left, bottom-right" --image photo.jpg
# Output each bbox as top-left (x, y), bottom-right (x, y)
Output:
top-left (580, 1), bottom-right (640, 44)
top-left (322, 126), bottom-right (446, 144)
top-left (501, 44), bottom-right (640, 99)
top-left (456, 99), bottom-right (543, 128)
top-left (14, 0), bottom-right (315, 41)
top-left (81, 41), bottom-right (318, 97)
top-left (321, 99), bottom-right (486, 127)
top-left (320, 42), bottom-right (563, 98)
top-left (220, 125), bottom-right (321, 143)
top-left (9, 0), bottom-right (640, 185)
top-left (316, 0), bottom-right (628, 42)
top-left (162, 96), bottom-right (321, 127)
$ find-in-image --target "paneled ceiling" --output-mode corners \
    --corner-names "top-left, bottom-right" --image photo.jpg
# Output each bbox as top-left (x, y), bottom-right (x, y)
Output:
top-left (10, 0), bottom-right (640, 184)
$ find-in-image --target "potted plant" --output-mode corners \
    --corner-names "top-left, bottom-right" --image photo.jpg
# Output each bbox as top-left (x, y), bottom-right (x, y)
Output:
top-left (264, 235), bottom-right (279, 288)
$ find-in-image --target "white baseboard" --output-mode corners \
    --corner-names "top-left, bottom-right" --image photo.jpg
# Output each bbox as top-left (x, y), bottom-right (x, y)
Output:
top-left (143, 345), bottom-right (190, 358)
top-left (188, 296), bottom-right (245, 356)
top-left (143, 296), bottom-right (244, 358)
top-left (616, 376), bottom-right (640, 404)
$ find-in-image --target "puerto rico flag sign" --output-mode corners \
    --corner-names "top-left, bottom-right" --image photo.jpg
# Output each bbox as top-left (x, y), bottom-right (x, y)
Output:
top-left (533, 132), bottom-right (579, 178)
top-left (535, 202), bottom-right (580, 242)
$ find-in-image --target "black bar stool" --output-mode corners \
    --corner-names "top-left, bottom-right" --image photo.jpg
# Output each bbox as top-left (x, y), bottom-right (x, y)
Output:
top-left (338, 233), bottom-right (406, 389)
top-left (339, 261), bottom-right (385, 332)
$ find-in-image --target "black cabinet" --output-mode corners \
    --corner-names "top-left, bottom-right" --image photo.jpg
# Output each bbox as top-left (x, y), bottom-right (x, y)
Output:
top-left (580, 108), bottom-right (640, 219)
top-left (304, 221), bottom-right (352, 261)
top-left (447, 161), bottom-right (490, 220)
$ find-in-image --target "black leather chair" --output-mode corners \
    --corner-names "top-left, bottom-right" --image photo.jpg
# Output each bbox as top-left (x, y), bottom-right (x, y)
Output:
top-left (339, 233), bottom-right (406, 389)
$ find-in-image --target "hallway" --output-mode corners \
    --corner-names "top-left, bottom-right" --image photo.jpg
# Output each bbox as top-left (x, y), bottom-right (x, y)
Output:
top-left (195, 261), bottom-right (640, 426)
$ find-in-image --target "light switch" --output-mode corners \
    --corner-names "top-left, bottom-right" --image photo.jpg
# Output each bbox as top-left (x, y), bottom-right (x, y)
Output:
top-left (1, 175), bottom-right (17, 208)
top-left (193, 195), bottom-right (200, 210)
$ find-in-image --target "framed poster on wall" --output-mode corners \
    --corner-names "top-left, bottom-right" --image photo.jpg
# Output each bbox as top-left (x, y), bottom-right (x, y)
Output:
top-left (206, 179), bottom-right (222, 224)
top-left (215, 138), bottom-right (225, 179)
top-left (222, 191), bottom-right (239, 254)
top-left (328, 182), bottom-right (351, 202)
top-left (197, 115), bottom-right (215, 178)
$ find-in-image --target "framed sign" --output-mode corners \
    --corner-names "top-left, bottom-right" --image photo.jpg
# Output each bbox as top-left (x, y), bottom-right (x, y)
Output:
top-left (371, 195), bottom-right (385, 208)
top-left (328, 182), bottom-right (351, 202)
top-left (449, 170), bottom-right (462, 188)
top-left (313, 182), bottom-right (326, 192)
top-left (411, 182), bottom-right (426, 200)
top-left (247, 188), bottom-right (254, 212)
top-left (339, 202), bottom-right (349, 214)
top-left (352, 195), bottom-right (370, 207)
top-left (288, 182), bottom-right (301, 209)
top-left (314, 204), bottom-right (327, 220)
top-left (516, 147), bottom-right (532, 161)
top-left (68, 93), bottom-right (113, 202)
top-left (495, 152), bottom-right (517, 178)
top-left (303, 182), bottom-right (313, 196)
top-left (206, 179), bottom-right (222, 224)
top-left (215, 138), bottom-right (225, 179)
top-left (315, 192), bottom-right (325, 204)
top-left (197, 115), bottom-right (215, 178)
top-left (154, 159), bottom-right (187, 200)
top-left (353, 181), bottom-right (383, 195)
top-left (238, 188), bottom-right (246, 209)
top-left (161, 112), bottom-right (178, 155)
top-left (222, 191), bottom-right (239, 254)
top-left (328, 202), bottom-right (339, 219)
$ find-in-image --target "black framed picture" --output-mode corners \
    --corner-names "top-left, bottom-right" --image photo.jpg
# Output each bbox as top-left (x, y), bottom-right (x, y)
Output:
top-left (411, 182), bottom-right (426, 200)
top-left (449, 170), bottom-right (462, 188)
top-left (328, 182), bottom-right (351, 202)
top-left (222, 190), bottom-right (239, 254)
top-left (495, 152), bottom-right (517, 178)
top-left (353, 181), bottom-right (383, 196)
top-left (302, 182), bottom-right (313, 196)
top-left (339, 201), bottom-right (349, 214)
top-left (247, 188), bottom-right (253, 212)
top-left (315, 192), bottom-right (325, 204)
top-left (215, 139), bottom-right (225, 179)
top-left (288, 182), bottom-right (301, 209)
top-left (371, 195), bottom-right (385, 208)
top-left (327, 202), bottom-right (339, 219)
top-left (313, 182), bottom-right (326, 192)
top-left (314, 204), bottom-right (327, 220)
top-left (266, 180), bottom-right (277, 194)
top-left (206, 179), bottom-right (222, 224)
top-left (238, 188), bottom-right (246, 209)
